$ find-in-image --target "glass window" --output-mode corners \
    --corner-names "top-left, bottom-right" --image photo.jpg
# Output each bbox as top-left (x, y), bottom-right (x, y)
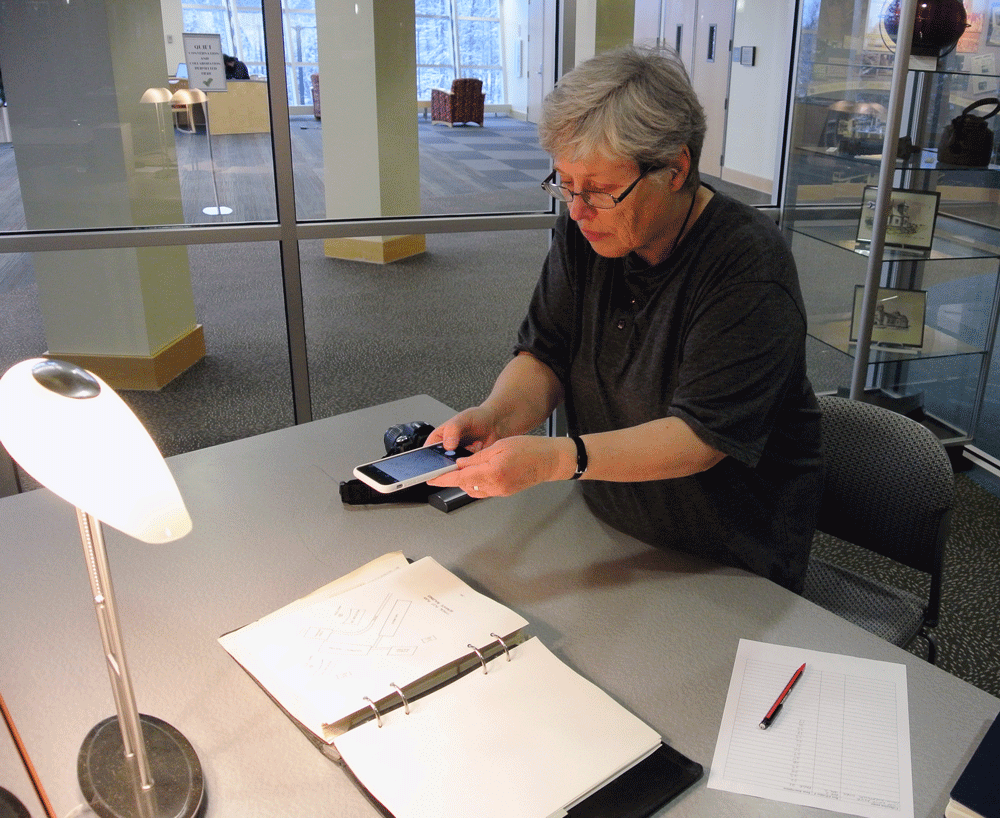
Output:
top-left (237, 9), bottom-right (266, 71)
top-left (416, 17), bottom-right (454, 67)
top-left (458, 20), bottom-right (501, 67)
top-left (0, 0), bottom-right (556, 483)
top-left (417, 0), bottom-right (505, 105)
top-left (301, 231), bottom-right (549, 419)
top-left (285, 10), bottom-right (318, 105)
top-left (417, 0), bottom-right (452, 17)
top-left (0, 243), bottom-right (294, 462)
top-left (457, 0), bottom-right (500, 16)
top-left (183, 9), bottom-right (234, 55)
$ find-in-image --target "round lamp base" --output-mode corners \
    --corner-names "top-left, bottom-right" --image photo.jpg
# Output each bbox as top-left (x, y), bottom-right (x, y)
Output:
top-left (201, 206), bottom-right (233, 216)
top-left (0, 787), bottom-right (30, 818)
top-left (78, 715), bottom-right (204, 818)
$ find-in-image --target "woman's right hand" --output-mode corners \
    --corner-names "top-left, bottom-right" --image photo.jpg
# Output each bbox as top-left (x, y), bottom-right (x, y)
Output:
top-left (425, 406), bottom-right (501, 454)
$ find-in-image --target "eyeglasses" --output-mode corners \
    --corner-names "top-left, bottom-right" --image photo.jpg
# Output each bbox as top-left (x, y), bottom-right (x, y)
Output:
top-left (540, 165), bottom-right (658, 210)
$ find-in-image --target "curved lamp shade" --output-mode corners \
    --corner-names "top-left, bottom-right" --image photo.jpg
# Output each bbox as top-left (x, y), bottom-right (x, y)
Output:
top-left (170, 87), bottom-right (208, 106)
top-left (0, 358), bottom-right (191, 543)
top-left (140, 87), bottom-right (173, 104)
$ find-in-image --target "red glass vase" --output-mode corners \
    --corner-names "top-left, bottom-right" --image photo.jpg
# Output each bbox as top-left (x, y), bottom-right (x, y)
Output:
top-left (882, 0), bottom-right (969, 57)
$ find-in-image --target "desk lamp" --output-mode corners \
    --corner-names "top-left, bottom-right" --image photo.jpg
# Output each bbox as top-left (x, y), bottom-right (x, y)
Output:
top-left (170, 87), bottom-right (232, 217)
top-left (0, 359), bottom-right (203, 818)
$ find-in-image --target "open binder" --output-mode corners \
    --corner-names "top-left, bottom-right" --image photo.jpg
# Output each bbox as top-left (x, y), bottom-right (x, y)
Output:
top-left (220, 553), bottom-right (702, 818)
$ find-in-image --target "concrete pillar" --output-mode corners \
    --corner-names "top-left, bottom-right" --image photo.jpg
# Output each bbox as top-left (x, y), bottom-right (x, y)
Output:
top-left (574, 0), bottom-right (636, 64)
top-left (0, 0), bottom-right (205, 390)
top-left (315, 0), bottom-right (425, 264)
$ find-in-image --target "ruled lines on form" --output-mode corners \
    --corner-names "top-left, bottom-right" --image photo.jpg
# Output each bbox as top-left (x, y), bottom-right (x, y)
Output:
top-left (709, 640), bottom-right (913, 818)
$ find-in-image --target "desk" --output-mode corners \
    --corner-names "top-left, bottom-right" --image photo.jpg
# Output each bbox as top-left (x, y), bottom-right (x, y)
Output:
top-left (1, 395), bottom-right (997, 818)
top-left (170, 79), bottom-right (270, 135)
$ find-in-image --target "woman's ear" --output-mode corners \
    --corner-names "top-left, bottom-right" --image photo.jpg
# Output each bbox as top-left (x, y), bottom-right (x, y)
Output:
top-left (668, 146), bottom-right (693, 191)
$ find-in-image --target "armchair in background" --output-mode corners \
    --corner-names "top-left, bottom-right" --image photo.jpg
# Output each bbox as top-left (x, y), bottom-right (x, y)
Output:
top-left (431, 78), bottom-right (485, 127)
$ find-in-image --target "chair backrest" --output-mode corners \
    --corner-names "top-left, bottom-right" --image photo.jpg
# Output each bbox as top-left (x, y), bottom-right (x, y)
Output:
top-left (451, 77), bottom-right (483, 98)
top-left (816, 395), bottom-right (954, 578)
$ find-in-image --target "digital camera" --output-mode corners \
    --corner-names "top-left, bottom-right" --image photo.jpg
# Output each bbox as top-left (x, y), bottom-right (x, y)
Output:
top-left (383, 421), bottom-right (434, 456)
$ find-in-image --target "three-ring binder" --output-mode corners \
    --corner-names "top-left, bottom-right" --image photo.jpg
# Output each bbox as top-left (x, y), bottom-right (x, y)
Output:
top-left (363, 635), bottom-right (517, 725)
top-left (362, 696), bottom-right (382, 728)
top-left (467, 643), bottom-right (488, 674)
top-left (490, 632), bottom-right (512, 661)
top-left (389, 683), bottom-right (410, 714)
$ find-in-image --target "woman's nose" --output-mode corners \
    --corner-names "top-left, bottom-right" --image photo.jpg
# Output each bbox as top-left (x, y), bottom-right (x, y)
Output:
top-left (568, 193), bottom-right (595, 220)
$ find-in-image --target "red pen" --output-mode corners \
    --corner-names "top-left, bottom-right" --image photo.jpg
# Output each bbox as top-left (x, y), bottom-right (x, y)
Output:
top-left (759, 663), bottom-right (805, 729)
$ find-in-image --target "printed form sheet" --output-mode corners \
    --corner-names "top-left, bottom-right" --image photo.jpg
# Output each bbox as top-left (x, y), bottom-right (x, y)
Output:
top-left (709, 640), bottom-right (913, 818)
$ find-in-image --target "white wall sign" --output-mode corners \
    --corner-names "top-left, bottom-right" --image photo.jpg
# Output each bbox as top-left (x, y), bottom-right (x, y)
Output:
top-left (182, 33), bottom-right (226, 92)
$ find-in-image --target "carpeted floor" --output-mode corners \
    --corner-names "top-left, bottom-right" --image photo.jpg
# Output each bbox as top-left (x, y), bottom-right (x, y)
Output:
top-left (1, 118), bottom-right (998, 701)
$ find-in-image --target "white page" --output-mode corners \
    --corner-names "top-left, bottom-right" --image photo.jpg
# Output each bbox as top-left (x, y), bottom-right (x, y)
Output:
top-left (709, 639), bottom-right (913, 818)
top-left (219, 556), bottom-right (528, 737)
top-left (335, 637), bottom-right (661, 818)
top-left (288, 551), bottom-right (409, 611)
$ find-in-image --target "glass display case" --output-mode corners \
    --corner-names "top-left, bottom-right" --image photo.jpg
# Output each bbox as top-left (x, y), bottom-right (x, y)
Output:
top-left (782, 0), bottom-right (1000, 449)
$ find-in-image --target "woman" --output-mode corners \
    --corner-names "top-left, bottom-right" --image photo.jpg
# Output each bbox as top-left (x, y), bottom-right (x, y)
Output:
top-left (427, 45), bottom-right (822, 592)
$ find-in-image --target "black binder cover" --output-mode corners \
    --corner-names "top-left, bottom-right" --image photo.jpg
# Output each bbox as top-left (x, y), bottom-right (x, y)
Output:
top-left (950, 718), bottom-right (1000, 818)
top-left (568, 742), bottom-right (703, 818)
top-left (344, 741), bottom-right (702, 818)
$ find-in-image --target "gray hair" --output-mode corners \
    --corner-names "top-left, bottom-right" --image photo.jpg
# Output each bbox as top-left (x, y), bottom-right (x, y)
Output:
top-left (538, 45), bottom-right (706, 191)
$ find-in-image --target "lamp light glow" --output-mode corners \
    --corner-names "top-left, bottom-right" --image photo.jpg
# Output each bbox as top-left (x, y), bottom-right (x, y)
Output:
top-left (0, 358), bottom-right (191, 543)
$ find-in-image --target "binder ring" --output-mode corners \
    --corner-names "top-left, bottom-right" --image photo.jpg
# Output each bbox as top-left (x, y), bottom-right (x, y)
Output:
top-left (389, 683), bottom-right (411, 715)
top-left (490, 632), bottom-right (512, 661)
top-left (468, 644), bottom-right (488, 674)
top-left (362, 696), bottom-right (383, 728)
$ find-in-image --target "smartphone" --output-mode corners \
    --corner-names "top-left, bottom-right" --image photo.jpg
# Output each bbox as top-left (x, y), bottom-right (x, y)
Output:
top-left (353, 443), bottom-right (472, 494)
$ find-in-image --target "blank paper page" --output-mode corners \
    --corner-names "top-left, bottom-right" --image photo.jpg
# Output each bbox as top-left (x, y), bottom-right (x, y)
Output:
top-left (335, 637), bottom-right (661, 818)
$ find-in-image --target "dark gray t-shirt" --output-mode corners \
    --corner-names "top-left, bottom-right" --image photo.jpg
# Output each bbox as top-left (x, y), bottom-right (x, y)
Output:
top-left (515, 190), bottom-right (823, 591)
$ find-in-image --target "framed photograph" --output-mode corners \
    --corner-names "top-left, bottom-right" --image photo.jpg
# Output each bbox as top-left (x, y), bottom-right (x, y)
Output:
top-left (850, 286), bottom-right (927, 348)
top-left (856, 186), bottom-right (941, 252)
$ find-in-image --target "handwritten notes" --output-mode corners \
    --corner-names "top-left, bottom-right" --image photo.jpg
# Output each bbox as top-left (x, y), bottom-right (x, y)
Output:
top-left (219, 555), bottom-right (528, 740)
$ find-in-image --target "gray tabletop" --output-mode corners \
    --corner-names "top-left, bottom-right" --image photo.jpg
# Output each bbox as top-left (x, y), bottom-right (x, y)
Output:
top-left (1, 395), bottom-right (997, 818)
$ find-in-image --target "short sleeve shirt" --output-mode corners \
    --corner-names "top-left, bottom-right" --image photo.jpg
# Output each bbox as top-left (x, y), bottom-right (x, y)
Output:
top-left (515, 190), bottom-right (823, 591)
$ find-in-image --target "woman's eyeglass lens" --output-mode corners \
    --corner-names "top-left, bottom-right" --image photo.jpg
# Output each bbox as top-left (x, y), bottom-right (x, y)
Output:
top-left (540, 166), bottom-right (655, 210)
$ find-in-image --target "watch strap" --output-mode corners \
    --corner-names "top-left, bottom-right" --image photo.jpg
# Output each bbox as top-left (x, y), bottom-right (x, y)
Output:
top-left (569, 435), bottom-right (588, 480)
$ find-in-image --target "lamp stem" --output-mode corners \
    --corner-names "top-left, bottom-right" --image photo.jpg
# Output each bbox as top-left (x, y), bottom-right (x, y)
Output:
top-left (77, 509), bottom-right (155, 794)
top-left (155, 103), bottom-right (168, 169)
top-left (203, 102), bottom-right (223, 218)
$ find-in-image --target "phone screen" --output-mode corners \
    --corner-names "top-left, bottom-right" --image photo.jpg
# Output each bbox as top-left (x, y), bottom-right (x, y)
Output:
top-left (359, 444), bottom-right (466, 484)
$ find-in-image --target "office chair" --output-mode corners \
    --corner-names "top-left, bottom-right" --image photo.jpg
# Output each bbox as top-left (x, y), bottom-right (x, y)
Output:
top-left (431, 78), bottom-right (485, 127)
top-left (803, 395), bottom-right (954, 663)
